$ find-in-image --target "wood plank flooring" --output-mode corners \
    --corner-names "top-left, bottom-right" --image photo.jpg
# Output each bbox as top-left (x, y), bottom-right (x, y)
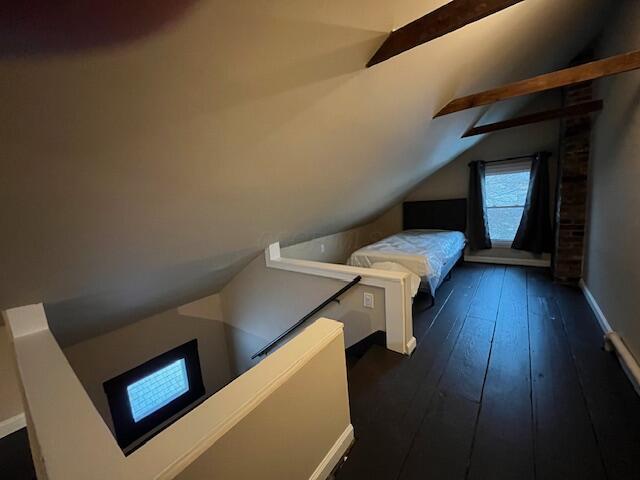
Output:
top-left (338, 263), bottom-right (640, 480)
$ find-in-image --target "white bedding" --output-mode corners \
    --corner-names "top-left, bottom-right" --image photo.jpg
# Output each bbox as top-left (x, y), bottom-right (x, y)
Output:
top-left (347, 230), bottom-right (466, 295)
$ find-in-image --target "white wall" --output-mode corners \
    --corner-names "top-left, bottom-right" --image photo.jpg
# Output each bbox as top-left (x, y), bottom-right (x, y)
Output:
top-left (0, 1), bottom-right (609, 346)
top-left (63, 309), bottom-right (235, 435)
top-left (583, 1), bottom-right (640, 360)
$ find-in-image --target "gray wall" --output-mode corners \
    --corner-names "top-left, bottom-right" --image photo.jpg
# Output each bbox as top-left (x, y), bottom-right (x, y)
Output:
top-left (0, 1), bottom-right (608, 347)
top-left (584, 1), bottom-right (640, 360)
top-left (63, 310), bottom-right (234, 435)
top-left (220, 254), bottom-right (386, 374)
top-left (406, 92), bottom-right (561, 203)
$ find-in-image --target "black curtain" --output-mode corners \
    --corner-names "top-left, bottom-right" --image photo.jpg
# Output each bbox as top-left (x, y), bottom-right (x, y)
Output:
top-left (467, 161), bottom-right (492, 250)
top-left (512, 152), bottom-right (553, 253)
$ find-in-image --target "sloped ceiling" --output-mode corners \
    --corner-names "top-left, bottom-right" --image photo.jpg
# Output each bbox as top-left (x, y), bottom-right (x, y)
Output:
top-left (0, 0), bottom-right (610, 344)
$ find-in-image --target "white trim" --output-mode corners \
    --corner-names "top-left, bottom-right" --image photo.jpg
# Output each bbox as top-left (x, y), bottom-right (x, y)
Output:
top-left (464, 254), bottom-right (550, 267)
top-left (2, 304), bottom-right (49, 338)
top-left (405, 336), bottom-right (417, 356)
top-left (0, 413), bottom-right (26, 439)
top-left (579, 279), bottom-right (612, 333)
top-left (604, 332), bottom-right (640, 397)
top-left (308, 424), bottom-right (354, 480)
top-left (265, 243), bottom-right (414, 355)
top-left (580, 280), bottom-right (640, 397)
top-left (266, 242), bottom-right (408, 283)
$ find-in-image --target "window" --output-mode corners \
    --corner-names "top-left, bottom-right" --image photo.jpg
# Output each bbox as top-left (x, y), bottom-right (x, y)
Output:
top-left (103, 339), bottom-right (205, 453)
top-left (127, 358), bottom-right (190, 423)
top-left (485, 161), bottom-right (531, 245)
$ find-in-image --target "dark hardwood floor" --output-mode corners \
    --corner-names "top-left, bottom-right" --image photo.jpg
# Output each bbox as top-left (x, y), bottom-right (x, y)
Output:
top-left (338, 263), bottom-right (640, 480)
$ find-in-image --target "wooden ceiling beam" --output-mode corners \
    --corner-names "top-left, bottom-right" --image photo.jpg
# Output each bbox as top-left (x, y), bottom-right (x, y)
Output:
top-left (461, 100), bottom-right (603, 137)
top-left (436, 49), bottom-right (640, 117)
top-left (367, 0), bottom-right (525, 68)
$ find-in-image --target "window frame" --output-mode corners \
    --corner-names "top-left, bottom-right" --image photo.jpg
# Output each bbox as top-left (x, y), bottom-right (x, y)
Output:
top-left (103, 339), bottom-right (205, 454)
top-left (484, 159), bottom-right (531, 247)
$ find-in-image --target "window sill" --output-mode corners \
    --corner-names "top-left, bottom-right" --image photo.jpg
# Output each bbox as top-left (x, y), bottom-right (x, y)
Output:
top-left (490, 240), bottom-right (513, 248)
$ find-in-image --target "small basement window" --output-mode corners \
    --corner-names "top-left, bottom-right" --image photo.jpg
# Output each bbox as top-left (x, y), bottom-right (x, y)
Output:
top-left (127, 358), bottom-right (190, 423)
top-left (485, 160), bottom-right (531, 246)
top-left (103, 339), bottom-right (205, 454)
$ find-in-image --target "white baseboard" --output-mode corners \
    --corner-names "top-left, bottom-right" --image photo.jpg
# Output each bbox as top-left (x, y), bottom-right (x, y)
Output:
top-left (309, 424), bottom-right (354, 480)
top-left (406, 337), bottom-right (417, 356)
top-left (0, 413), bottom-right (26, 439)
top-left (464, 255), bottom-right (550, 267)
top-left (579, 279), bottom-right (613, 334)
top-left (580, 279), bottom-right (640, 396)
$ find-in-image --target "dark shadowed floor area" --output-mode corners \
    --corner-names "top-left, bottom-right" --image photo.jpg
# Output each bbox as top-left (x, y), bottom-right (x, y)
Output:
top-left (338, 262), bottom-right (640, 480)
top-left (0, 427), bottom-right (36, 479)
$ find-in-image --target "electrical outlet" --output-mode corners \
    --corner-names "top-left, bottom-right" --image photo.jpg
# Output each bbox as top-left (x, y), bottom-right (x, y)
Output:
top-left (363, 292), bottom-right (374, 309)
top-left (320, 243), bottom-right (325, 253)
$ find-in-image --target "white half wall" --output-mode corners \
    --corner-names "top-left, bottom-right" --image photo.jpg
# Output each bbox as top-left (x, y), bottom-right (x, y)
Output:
top-left (264, 242), bottom-right (415, 356)
top-left (5, 303), bottom-right (353, 480)
top-left (174, 320), bottom-right (353, 480)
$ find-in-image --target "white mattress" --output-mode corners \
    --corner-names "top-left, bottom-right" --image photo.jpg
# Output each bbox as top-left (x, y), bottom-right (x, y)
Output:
top-left (347, 230), bottom-right (466, 295)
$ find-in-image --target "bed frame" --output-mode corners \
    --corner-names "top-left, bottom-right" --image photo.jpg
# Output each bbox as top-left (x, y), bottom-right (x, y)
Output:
top-left (403, 199), bottom-right (467, 232)
top-left (403, 199), bottom-right (468, 307)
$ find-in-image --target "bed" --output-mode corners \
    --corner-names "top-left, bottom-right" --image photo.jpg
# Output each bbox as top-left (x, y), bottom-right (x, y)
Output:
top-left (348, 199), bottom-right (467, 298)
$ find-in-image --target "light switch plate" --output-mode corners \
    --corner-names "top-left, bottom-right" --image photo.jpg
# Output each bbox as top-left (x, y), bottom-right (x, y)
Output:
top-left (363, 292), bottom-right (374, 309)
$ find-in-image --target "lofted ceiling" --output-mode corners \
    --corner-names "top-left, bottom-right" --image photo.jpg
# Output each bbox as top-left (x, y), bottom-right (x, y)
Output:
top-left (0, 0), bottom-right (611, 345)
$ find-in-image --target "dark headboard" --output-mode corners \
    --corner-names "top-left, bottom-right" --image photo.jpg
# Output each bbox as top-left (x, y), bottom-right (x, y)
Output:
top-left (403, 199), bottom-right (467, 232)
